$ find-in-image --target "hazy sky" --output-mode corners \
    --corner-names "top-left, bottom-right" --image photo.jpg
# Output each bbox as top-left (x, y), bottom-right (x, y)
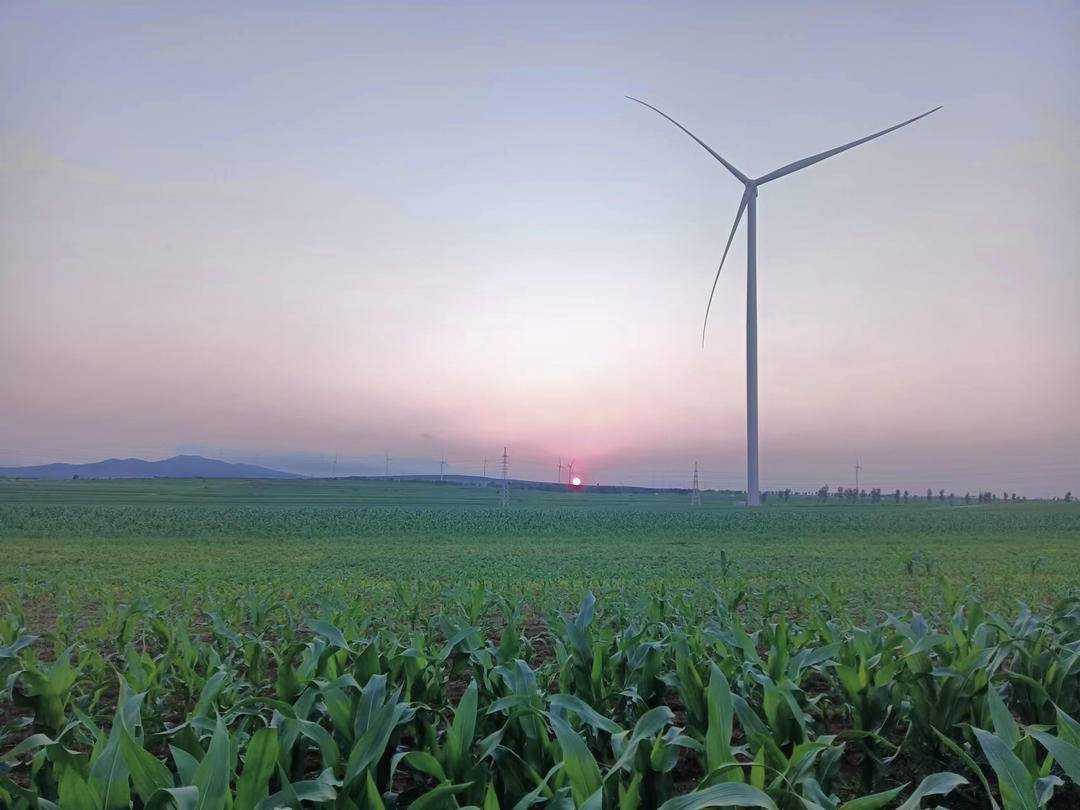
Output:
top-left (1, 2), bottom-right (1077, 494)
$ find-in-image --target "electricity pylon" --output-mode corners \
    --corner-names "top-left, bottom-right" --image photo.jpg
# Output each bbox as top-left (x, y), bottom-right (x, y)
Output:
top-left (500, 447), bottom-right (510, 508)
top-left (690, 462), bottom-right (702, 507)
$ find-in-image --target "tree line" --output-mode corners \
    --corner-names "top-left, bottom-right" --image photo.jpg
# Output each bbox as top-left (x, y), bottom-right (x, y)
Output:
top-left (812, 486), bottom-right (1039, 504)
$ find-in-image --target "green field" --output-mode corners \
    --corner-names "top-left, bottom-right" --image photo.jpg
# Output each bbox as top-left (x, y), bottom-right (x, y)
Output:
top-left (1, 478), bottom-right (1078, 808)
top-left (2, 478), bottom-right (1077, 619)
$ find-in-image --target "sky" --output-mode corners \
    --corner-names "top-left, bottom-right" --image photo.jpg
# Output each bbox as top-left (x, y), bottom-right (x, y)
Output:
top-left (1, 1), bottom-right (1077, 495)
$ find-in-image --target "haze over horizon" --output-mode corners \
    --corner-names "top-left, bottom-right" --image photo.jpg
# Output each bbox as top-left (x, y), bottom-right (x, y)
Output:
top-left (1, 2), bottom-right (1077, 496)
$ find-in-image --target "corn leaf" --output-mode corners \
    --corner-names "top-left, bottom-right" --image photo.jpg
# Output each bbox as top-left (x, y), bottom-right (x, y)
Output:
top-left (192, 716), bottom-right (234, 810)
top-left (895, 772), bottom-right (967, 810)
top-left (551, 714), bottom-right (602, 806)
top-left (236, 727), bottom-right (279, 810)
top-left (447, 679), bottom-right (479, 779)
top-left (973, 728), bottom-right (1039, 810)
top-left (656, 783), bottom-right (777, 810)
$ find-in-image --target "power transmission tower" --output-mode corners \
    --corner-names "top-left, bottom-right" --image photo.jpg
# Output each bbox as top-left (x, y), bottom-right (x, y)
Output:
top-left (482, 457), bottom-right (487, 478)
top-left (440, 457), bottom-right (446, 481)
top-left (500, 446), bottom-right (510, 508)
top-left (855, 459), bottom-right (861, 493)
top-left (385, 453), bottom-right (390, 479)
top-left (690, 461), bottom-right (702, 507)
top-left (331, 455), bottom-right (337, 478)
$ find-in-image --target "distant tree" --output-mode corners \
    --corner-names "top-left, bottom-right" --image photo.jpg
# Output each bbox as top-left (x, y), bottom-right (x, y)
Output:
top-left (1066, 491), bottom-right (1073, 503)
top-left (948, 492), bottom-right (955, 504)
top-left (817, 485), bottom-right (829, 503)
top-left (894, 489), bottom-right (901, 503)
top-left (965, 492), bottom-right (971, 504)
top-left (783, 488), bottom-right (791, 501)
top-left (72, 474), bottom-right (79, 480)
top-left (939, 489), bottom-right (945, 503)
top-left (761, 491), bottom-right (769, 503)
top-left (903, 489), bottom-right (909, 503)
top-left (927, 488), bottom-right (933, 502)
top-left (1003, 492), bottom-right (1008, 502)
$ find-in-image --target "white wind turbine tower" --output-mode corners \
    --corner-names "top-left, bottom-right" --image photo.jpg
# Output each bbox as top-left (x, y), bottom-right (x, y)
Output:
top-left (629, 98), bottom-right (940, 506)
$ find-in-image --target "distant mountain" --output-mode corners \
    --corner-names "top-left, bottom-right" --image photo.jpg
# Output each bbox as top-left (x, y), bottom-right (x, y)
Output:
top-left (0, 454), bottom-right (303, 480)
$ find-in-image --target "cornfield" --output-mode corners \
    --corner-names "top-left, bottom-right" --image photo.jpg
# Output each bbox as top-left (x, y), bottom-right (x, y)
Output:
top-left (3, 586), bottom-right (1078, 809)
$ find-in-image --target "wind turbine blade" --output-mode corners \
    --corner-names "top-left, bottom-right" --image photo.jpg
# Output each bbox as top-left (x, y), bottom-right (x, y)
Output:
top-left (702, 188), bottom-right (750, 346)
top-left (627, 96), bottom-right (750, 185)
top-left (754, 106), bottom-right (942, 185)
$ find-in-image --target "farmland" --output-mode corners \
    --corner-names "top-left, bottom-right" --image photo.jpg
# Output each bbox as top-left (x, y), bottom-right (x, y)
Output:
top-left (1, 478), bottom-right (1079, 808)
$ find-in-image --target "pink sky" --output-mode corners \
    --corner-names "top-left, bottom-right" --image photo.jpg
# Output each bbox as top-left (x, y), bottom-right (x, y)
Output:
top-left (1, 2), bottom-right (1077, 494)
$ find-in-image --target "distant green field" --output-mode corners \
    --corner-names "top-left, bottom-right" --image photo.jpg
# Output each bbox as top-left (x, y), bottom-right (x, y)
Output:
top-left (0, 476), bottom-right (748, 510)
top-left (2, 477), bottom-right (1077, 624)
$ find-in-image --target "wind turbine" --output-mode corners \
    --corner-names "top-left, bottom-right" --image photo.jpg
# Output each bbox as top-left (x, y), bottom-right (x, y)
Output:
top-left (629, 98), bottom-right (940, 506)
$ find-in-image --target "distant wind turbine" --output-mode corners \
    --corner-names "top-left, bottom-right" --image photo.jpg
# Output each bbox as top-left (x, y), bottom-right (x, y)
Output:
top-left (629, 98), bottom-right (940, 506)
